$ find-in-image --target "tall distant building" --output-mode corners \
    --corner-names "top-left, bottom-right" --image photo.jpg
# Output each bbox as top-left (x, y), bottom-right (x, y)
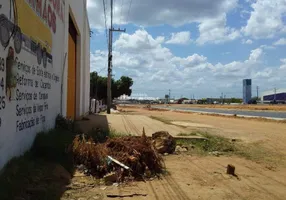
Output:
top-left (243, 79), bottom-right (252, 104)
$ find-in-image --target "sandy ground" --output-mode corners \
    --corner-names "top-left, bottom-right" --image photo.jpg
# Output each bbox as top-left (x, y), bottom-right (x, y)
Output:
top-left (116, 106), bottom-right (286, 155)
top-left (71, 107), bottom-right (286, 200)
top-left (76, 114), bottom-right (185, 136)
top-left (62, 155), bottom-right (286, 200)
top-left (106, 114), bottom-right (186, 136)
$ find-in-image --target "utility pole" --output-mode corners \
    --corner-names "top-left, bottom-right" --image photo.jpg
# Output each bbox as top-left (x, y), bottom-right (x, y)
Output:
top-left (169, 89), bottom-right (171, 103)
top-left (107, 0), bottom-right (126, 114)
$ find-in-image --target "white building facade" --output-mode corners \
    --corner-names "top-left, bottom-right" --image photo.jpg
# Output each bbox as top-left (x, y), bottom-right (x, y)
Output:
top-left (0, 0), bottom-right (90, 169)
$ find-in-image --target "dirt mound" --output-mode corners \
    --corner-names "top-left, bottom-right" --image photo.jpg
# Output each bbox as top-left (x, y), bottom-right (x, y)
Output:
top-left (70, 134), bottom-right (164, 181)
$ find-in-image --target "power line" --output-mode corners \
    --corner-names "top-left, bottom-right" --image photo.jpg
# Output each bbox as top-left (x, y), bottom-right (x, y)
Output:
top-left (102, 0), bottom-right (109, 48)
top-left (126, 0), bottom-right (133, 24)
top-left (119, 0), bottom-right (124, 25)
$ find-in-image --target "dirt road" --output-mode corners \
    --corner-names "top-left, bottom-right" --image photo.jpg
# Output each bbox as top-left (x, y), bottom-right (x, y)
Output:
top-left (77, 114), bottom-right (186, 136)
top-left (71, 107), bottom-right (286, 200)
top-left (106, 114), bottom-right (185, 136)
top-left (117, 106), bottom-right (286, 155)
top-left (62, 155), bottom-right (286, 200)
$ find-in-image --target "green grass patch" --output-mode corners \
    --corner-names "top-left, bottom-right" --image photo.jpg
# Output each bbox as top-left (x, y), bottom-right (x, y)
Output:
top-left (87, 128), bottom-right (132, 143)
top-left (149, 116), bottom-right (190, 128)
top-left (177, 131), bottom-right (205, 136)
top-left (149, 116), bottom-right (172, 125)
top-left (176, 132), bottom-right (235, 155)
top-left (175, 132), bottom-right (285, 166)
top-left (108, 128), bottom-right (132, 138)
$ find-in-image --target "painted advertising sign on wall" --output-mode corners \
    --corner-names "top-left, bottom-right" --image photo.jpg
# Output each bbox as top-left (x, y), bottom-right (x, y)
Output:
top-left (0, 0), bottom-right (65, 169)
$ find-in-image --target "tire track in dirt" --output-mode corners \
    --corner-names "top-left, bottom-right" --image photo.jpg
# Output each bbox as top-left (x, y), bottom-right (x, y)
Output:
top-left (129, 116), bottom-right (142, 135)
top-left (161, 173), bottom-right (191, 200)
top-left (118, 185), bottom-right (124, 200)
top-left (207, 158), bottom-right (285, 200)
top-left (240, 176), bottom-right (285, 200)
top-left (243, 165), bottom-right (286, 187)
top-left (123, 115), bottom-right (141, 135)
top-left (139, 116), bottom-right (156, 134)
top-left (121, 115), bottom-right (131, 134)
top-left (157, 176), bottom-right (179, 200)
top-left (210, 158), bottom-right (286, 188)
top-left (147, 181), bottom-right (159, 200)
top-left (181, 155), bottom-right (246, 200)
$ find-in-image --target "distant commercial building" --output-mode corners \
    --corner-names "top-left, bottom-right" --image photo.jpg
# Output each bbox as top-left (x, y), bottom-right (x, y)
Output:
top-left (243, 79), bottom-right (252, 104)
top-left (261, 89), bottom-right (286, 103)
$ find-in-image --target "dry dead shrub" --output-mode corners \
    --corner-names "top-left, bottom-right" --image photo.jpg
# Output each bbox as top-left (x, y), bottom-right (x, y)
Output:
top-left (70, 134), bottom-right (164, 179)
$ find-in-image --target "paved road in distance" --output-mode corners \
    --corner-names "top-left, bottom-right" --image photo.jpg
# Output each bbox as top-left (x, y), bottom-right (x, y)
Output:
top-left (154, 106), bottom-right (286, 119)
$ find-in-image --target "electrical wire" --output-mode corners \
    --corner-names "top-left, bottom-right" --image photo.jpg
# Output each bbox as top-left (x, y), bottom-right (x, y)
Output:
top-left (119, 0), bottom-right (124, 25)
top-left (126, 0), bottom-right (133, 24)
top-left (102, 0), bottom-right (109, 49)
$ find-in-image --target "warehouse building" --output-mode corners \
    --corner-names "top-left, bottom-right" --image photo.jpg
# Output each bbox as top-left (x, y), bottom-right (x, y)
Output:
top-left (0, 0), bottom-right (90, 169)
top-left (261, 89), bottom-right (286, 104)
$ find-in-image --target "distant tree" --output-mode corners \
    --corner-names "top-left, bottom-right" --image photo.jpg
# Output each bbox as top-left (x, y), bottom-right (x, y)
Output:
top-left (229, 98), bottom-right (242, 104)
top-left (90, 73), bottom-right (133, 100)
top-left (177, 98), bottom-right (188, 104)
top-left (115, 76), bottom-right (133, 97)
top-left (90, 72), bottom-right (98, 98)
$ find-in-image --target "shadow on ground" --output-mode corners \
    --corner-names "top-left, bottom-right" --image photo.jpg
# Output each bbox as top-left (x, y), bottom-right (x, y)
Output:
top-left (76, 114), bottom-right (110, 134)
top-left (0, 129), bottom-right (77, 200)
top-left (0, 115), bottom-right (110, 200)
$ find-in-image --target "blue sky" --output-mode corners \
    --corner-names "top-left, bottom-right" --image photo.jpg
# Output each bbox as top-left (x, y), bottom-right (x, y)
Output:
top-left (87, 0), bottom-right (286, 99)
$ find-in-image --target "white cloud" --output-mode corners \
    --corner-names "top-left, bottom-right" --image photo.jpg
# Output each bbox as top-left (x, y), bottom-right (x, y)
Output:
top-left (114, 30), bottom-right (167, 52)
top-left (172, 54), bottom-right (208, 67)
top-left (260, 45), bottom-right (276, 50)
top-left (155, 36), bottom-right (165, 44)
top-left (254, 68), bottom-right (273, 78)
top-left (273, 38), bottom-right (286, 46)
top-left (248, 48), bottom-right (263, 62)
top-left (87, 0), bottom-right (240, 44)
top-left (242, 39), bottom-right (253, 44)
top-left (280, 59), bottom-right (286, 69)
top-left (196, 14), bottom-right (241, 45)
top-left (166, 31), bottom-right (191, 45)
top-left (91, 29), bottom-right (285, 97)
top-left (87, 0), bottom-right (238, 28)
top-left (194, 77), bottom-right (205, 87)
top-left (242, 0), bottom-right (286, 39)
